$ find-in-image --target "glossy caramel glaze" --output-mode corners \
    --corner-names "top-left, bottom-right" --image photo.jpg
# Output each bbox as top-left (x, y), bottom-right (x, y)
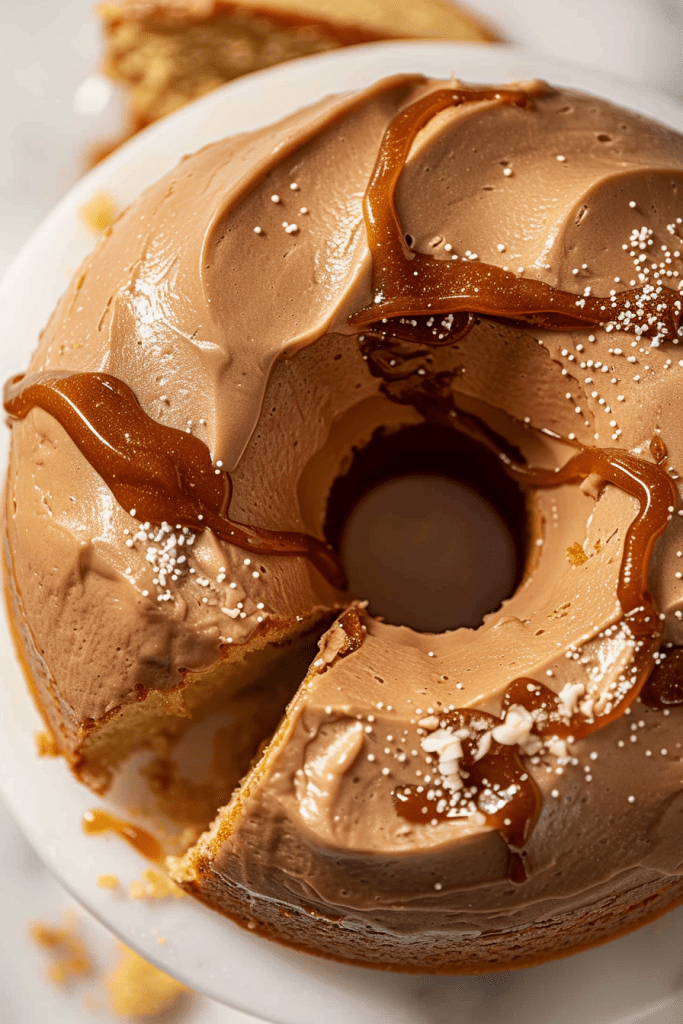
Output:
top-left (350, 85), bottom-right (683, 343)
top-left (3, 371), bottom-right (346, 590)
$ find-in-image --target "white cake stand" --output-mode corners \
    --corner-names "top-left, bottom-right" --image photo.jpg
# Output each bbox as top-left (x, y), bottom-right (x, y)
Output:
top-left (2, 41), bottom-right (683, 1024)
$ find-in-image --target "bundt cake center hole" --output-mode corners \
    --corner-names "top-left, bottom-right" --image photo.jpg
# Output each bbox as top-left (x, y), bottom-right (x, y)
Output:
top-left (326, 424), bottom-right (527, 632)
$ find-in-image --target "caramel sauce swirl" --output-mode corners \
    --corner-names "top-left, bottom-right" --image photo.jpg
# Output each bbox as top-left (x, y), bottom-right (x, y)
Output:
top-left (3, 371), bottom-right (346, 590)
top-left (350, 85), bottom-right (683, 342)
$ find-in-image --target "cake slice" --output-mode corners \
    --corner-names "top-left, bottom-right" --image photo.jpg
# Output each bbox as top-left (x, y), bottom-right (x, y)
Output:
top-left (98, 0), bottom-right (495, 135)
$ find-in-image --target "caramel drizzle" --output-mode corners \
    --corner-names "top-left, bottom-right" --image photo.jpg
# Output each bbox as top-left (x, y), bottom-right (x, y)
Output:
top-left (395, 706), bottom-right (541, 854)
top-left (509, 445), bottom-right (675, 674)
top-left (348, 82), bottom-right (681, 875)
top-left (349, 85), bottom-right (682, 342)
top-left (3, 371), bottom-right (346, 590)
top-left (395, 443), bottom-right (676, 879)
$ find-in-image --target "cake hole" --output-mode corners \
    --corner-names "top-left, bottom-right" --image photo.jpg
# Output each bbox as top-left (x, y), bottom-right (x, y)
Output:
top-left (327, 424), bottom-right (527, 632)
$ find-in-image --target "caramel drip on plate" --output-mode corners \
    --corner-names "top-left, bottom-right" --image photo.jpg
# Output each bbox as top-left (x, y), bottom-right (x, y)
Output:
top-left (82, 809), bottom-right (163, 862)
top-left (3, 371), bottom-right (346, 589)
top-left (349, 86), bottom-right (682, 342)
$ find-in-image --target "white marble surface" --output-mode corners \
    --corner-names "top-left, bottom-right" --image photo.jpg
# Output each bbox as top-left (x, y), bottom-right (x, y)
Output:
top-left (0, 797), bottom-right (257, 1024)
top-left (2, 4), bottom-right (683, 1024)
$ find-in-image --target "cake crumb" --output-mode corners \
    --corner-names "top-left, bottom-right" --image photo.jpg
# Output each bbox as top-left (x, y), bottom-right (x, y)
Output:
top-left (35, 730), bottom-right (60, 757)
top-left (129, 868), bottom-right (184, 901)
top-left (566, 542), bottom-right (588, 566)
top-left (106, 943), bottom-right (189, 1018)
top-left (79, 189), bottom-right (116, 234)
top-left (30, 913), bottom-right (93, 985)
top-left (97, 873), bottom-right (119, 890)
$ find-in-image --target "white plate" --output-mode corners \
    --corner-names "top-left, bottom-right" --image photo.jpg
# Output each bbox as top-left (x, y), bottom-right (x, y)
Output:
top-left (2, 41), bottom-right (683, 1024)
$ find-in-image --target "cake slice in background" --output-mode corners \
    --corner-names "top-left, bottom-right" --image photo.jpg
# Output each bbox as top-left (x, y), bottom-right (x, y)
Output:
top-left (97, 0), bottom-right (495, 137)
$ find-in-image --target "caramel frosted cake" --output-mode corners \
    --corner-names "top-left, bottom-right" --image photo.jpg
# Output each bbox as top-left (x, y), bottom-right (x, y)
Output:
top-left (98, 0), bottom-right (494, 136)
top-left (5, 75), bottom-right (683, 971)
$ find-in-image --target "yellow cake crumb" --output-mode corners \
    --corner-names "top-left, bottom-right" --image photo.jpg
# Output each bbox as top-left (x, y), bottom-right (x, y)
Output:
top-left (30, 912), bottom-right (93, 985)
top-left (79, 189), bottom-right (116, 234)
top-left (106, 943), bottom-right (189, 1018)
top-left (566, 541), bottom-right (588, 566)
top-left (129, 868), bottom-right (184, 901)
top-left (97, 873), bottom-right (120, 889)
top-left (35, 730), bottom-right (60, 757)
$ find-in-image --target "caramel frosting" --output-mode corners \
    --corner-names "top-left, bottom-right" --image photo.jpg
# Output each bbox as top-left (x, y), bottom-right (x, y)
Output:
top-left (7, 74), bottom-right (683, 964)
